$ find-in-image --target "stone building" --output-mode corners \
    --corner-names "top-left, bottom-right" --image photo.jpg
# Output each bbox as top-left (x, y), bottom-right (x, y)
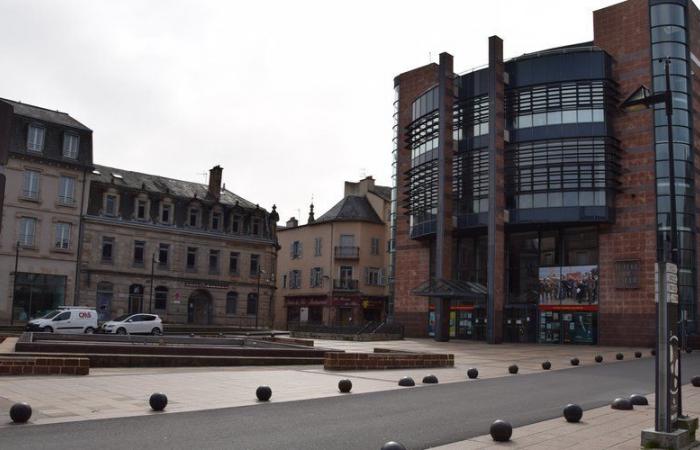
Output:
top-left (77, 164), bottom-right (279, 326)
top-left (391, 0), bottom-right (700, 346)
top-left (0, 98), bottom-right (93, 322)
top-left (275, 176), bottom-right (391, 329)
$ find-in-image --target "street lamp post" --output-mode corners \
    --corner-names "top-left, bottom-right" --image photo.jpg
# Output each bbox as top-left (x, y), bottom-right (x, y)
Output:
top-left (256, 268), bottom-right (265, 329)
top-left (149, 252), bottom-right (158, 313)
top-left (10, 241), bottom-right (20, 325)
top-left (622, 57), bottom-right (691, 440)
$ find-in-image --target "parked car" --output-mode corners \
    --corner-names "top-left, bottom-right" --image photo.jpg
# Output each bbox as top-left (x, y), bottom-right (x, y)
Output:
top-left (101, 314), bottom-right (163, 335)
top-left (25, 306), bottom-right (98, 334)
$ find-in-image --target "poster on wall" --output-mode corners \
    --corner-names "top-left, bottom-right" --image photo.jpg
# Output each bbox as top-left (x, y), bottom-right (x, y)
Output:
top-left (428, 311), bottom-right (435, 337)
top-left (538, 265), bottom-right (599, 305)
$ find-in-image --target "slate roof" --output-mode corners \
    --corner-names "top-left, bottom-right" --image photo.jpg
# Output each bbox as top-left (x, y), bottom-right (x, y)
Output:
top-left (315, 195), bottom-right (383, 224)
top-left (369, 185), bottom-right (392, 201)
top-left (0, 98), bottom-right (91, 131)
top-left (92, 164), bottom-right (259, 209)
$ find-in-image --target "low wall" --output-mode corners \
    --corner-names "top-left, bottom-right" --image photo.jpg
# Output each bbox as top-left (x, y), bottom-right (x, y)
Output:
top-left (291, 331), bottom-right (402, 341)
top-left (324, 352), bottom-right (454, 370)
top-left (0, 356), bottom-right (89, 376)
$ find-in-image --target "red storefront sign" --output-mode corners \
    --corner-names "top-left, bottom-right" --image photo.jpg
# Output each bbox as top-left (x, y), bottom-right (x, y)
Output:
top-left (538, 305), bottom-right (598, 312)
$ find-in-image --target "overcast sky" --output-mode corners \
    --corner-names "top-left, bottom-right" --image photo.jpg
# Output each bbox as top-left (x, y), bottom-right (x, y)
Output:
top-left (0, 0), bottom-right (621, 223)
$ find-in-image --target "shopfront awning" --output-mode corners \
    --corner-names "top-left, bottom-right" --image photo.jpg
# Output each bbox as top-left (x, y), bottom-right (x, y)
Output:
top-left (412, 278), bottom-right (487, 300)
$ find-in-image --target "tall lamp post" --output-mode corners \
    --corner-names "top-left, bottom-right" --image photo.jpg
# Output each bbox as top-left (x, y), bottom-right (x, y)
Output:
top-left (10, 241), bottom-right (20, 325)
top-left (256, 268), bottom-right (265, 329)
top-left (149, 252), bottom-right (158, 313)
top-left (621, 57), bottom-right (691, 439)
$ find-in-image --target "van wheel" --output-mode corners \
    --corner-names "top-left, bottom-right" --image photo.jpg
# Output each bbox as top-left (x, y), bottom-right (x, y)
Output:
top-left (151, 328), bottom-right (162, 336)
top-left (84, 327), bottom-right (95, 334)
top-left (42, 326), bottom-right (53, 333)
top-left (116, 328), bottom-right (127, 335)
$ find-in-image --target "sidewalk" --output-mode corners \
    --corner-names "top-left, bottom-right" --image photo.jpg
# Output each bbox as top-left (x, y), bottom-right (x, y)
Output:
top-left (431, 384), bottom-right (700, 449)
top-left (0, 339), bottom-right (650, 427)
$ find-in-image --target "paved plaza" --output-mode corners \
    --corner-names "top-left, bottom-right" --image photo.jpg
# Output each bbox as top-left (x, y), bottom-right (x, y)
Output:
top-left (0, 338), bottom-right (651, 428)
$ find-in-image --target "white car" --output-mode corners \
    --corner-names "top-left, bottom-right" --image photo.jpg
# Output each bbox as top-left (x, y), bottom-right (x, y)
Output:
top-left (26, 307), bottom-right (98, 334)
top-left (102, 314), bottom-right (163, 335)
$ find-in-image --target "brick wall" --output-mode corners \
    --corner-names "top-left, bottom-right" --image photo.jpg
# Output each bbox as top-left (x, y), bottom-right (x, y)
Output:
top-left (393, 64), bottom-right (440, 337)
top-left (594, 0), bottom-right (657, 346)
top-left (0, 356), bottom-right (89, 376)
top-left (324, 351), bottom-right (454, 370)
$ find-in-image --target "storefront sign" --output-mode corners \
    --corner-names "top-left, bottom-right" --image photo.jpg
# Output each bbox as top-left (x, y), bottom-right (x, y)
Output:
top-left (615, 259), bottom-right (640, 289)
top-left (184, 279), bottom-right (230, 289)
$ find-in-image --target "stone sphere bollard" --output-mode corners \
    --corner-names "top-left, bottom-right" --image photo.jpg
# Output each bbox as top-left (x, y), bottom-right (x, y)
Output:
top-left (489, 419), bottom-right (513, 442)
top-left (692, 376), bottom-right (700, 387)
top-left (149, 393), bottom-right (168, 411)
top-left (634, 351), bottom-right (642, 358)
top-left (616, 353), bottom-right (624, 360)
top-left (563, 403), bottom-right (583, 423)
top-left (256, 386), bottom-right (272, 401)
top-left (594, 355), bottom-right (603, 363)
top-left (629, 394), bottom-right (649, 406)
top-left (338, 379), bottom-right (352, 393)
top-left (508, 364), bottom-right (519, 374)
top-left (467, 368), bottom-right (479, 379)
top-left (398, 376), bottom-right (415, 387)
top-left (381, 441), bottom-right (407, 450)
top-left (570, 357), bottom-right (580, 366)
top-left (422, 374), bottom-right (438, 384)
top-left (542, 361), bottom-right (551, 370)
top-left (9, 402), bottom-right (32, 423)
top-left (611, 397), bottom-right (633, 410)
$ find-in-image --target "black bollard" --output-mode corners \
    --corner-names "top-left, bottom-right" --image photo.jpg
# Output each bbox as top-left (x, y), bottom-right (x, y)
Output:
top-left (634, 351), bottom-right (642, 358)
top-left (338, 379), bottom-right (352, 393)
top-left (381, 442), bottom-right (407, 450)
top-left (256, 386), bottom-right (272, 401)
top-left (508, 364), bottom-right (519, 374)
top-left (611, 397), bottom-right (633, 410)
top-left (149, 393), bottom-right (168, 411)
top-left (570, 357), bottom-right (580, 366)
top-left (594, 355), bottom-right (603, 363)
top-left (629, 394), bottom-right (649, 406)
top-left (542, 361), bottom-right (551, 370)
top-left (422, 374), bottom-right (438, 384)
top-left (9, 403), bottom-right (32, 423)
top-left (616, 353), bottom-right (624, 360)
top-left (563, 404), bottom-right (583, 423)
top-left (489, 419), bottom-right (513, 442)
top-left (691, 376), bottom-right (700, 387)
top-left (398, 376), bottom-right (415, 387)
top-left (467, 368), bottom-right (479, 379)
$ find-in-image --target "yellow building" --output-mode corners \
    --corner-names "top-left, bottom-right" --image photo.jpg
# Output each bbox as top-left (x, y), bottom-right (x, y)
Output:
top-left (275, 176), bottom-right (390, 329)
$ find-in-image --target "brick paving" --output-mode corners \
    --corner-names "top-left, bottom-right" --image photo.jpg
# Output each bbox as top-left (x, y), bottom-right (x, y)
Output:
top-left (431, 383), bottom-right (700, 449)
top-left (0, 338), bottom-right (651, 428)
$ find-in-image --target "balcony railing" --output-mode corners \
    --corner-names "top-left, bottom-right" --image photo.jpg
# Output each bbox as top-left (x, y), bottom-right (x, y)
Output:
top-left (334, 246), bottom-right (359, 259)
top-left (333, 279), bottom-right (359, 291)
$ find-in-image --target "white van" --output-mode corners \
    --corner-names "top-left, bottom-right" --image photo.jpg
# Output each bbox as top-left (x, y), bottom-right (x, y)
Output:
top-left (25, 306), bottom-right (98, 334)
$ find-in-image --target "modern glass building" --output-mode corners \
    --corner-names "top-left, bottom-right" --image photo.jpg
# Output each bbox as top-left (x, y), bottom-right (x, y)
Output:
top-left (392, 0), bottom-right (700, 346)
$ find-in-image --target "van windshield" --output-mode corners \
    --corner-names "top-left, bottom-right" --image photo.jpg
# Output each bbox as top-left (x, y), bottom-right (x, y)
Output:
top-left (40, 310), bottom-right (61, 319)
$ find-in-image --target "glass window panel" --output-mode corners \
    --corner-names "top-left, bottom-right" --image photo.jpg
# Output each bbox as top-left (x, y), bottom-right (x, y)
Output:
top-left (652, 25), bottom-right (686, 43)
top-left (519, 114), bottom-right (532, 128)
top-left (652, 42), bottom-right (687, 60)
top-left (518, 194), bottom-right (532, 209)
top-left (577, 109), bottom-right (593, 122)
top-left (594, 191), bottom-right (606, 206)
top-left (579, 191), bottom-right (594, 206)
top-left (548, 192), bottom-right (563, 207)
top-left (563, 191), bottom-right (578, 206)
top-left (533, 193), bottom-right (547, 208)
top-left (547, 110), bottom-right (562, 125)
top-left (652, 58), bottom-right (687, 76)
top-left (592, 109), bottom-right (604, 122)
top-left (651, 4), bottom-right (686, 27)
top-left (562, 110), bottom-right (577, 124)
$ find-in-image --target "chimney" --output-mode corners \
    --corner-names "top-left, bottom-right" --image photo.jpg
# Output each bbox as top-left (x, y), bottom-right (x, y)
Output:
top-left (208, 165), bottom-right (223, 199)
top-left (286, 217), bottom-right (298, 228)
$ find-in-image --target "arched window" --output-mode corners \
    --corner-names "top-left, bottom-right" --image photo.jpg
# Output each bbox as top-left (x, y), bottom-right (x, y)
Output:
top-left (226, 291), bottom-right (238, 315)
top-left (128, 284), bottom-right (144, 313)
top-left (154, 286), bottom-right (168, 311)
top-left (247, 293), bottom-right (258, 316)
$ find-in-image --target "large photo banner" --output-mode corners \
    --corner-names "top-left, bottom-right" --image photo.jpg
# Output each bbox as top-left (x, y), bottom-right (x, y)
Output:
top-left (539, 265), bottom-right (599, 305)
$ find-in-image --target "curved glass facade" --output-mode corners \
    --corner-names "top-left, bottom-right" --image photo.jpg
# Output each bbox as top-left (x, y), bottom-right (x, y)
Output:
top-left (650, 1), bottom-right (696, 322)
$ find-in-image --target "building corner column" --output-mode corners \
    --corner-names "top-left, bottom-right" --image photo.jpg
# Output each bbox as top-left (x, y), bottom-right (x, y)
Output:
top-left (486, 36), bottom-right (505, 344)
top-left (434, 52), bottom-right (455, 342)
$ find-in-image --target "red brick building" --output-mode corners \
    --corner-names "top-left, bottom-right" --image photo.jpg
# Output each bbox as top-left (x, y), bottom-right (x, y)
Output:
top-left (390, 0), bottom-right (699, 346)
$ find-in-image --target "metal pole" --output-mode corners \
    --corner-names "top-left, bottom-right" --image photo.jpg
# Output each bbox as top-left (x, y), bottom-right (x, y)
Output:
top-left (255, 268), bottom-right (262, 329)
top-left (11, 241), bottom-right (19, 325)
top-left (149, 253), bottom-right (155, 313)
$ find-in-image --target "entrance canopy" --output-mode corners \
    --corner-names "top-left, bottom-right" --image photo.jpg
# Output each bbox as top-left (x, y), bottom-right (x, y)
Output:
top-left (412, 278), bottom-right (487, 301)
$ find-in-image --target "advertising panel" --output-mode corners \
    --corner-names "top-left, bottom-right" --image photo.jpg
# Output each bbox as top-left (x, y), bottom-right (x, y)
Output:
top-left (538, 265), bottom-right (599, 305)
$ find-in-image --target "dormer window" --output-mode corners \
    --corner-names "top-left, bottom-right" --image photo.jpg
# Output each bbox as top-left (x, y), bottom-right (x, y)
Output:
top-left (62, 133), bottom-right (80, 159)
top-left (188, 207), bottom-right (200, 227)
top-left (252, 217), bottom-right (261, 235)
top-left (27, 125), bottom-right (45, 153)
top-left (160, 202), bottom-right (173, 224)
top-left (104, 194), bottom-right (118, 216)
top-left (211, 211), bottom-right (222, 231)
top-left (232, 214), bottom-right (242, 233)
top-left (135, 198), bottom-right (149, 220)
